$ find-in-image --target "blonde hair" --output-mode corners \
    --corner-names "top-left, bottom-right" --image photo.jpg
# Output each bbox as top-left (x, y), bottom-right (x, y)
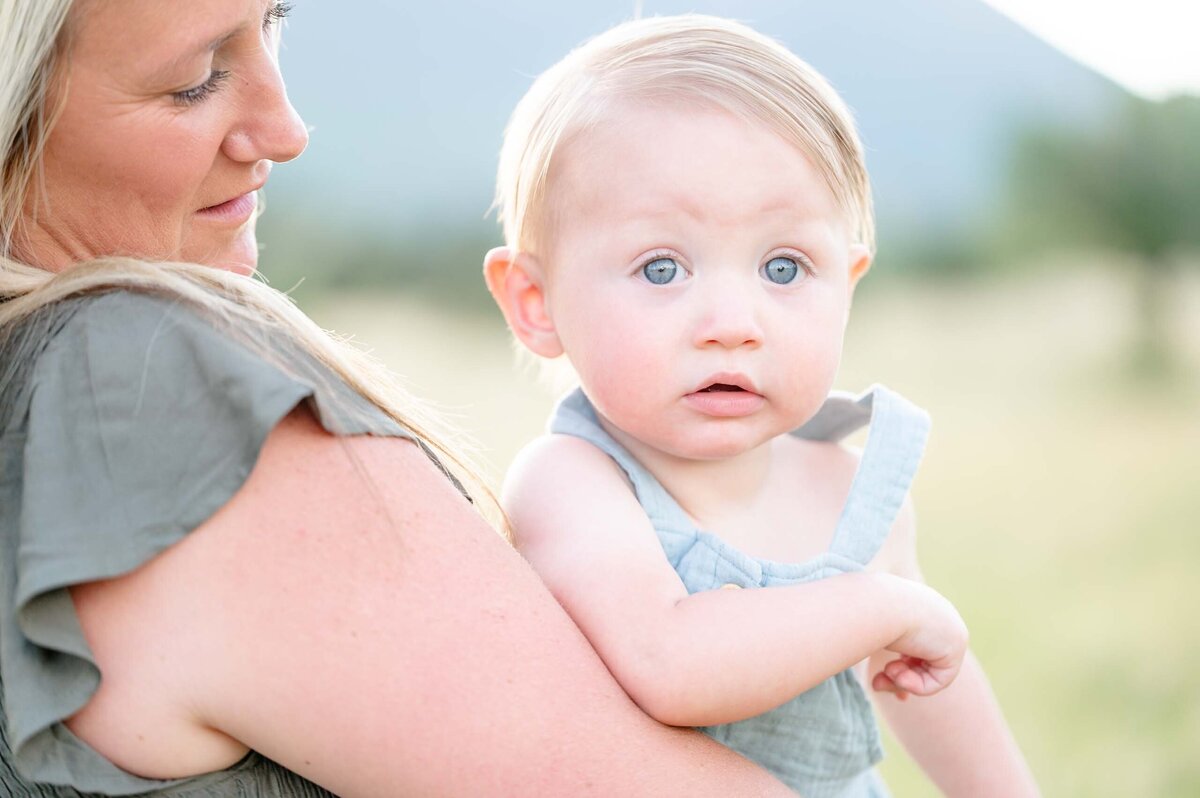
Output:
top-left (1, 0), bottom-right (72, 266)
top-left (495, 14), bottom-right (875, 256)
top-left (0, 1), bottom-right (505, 535)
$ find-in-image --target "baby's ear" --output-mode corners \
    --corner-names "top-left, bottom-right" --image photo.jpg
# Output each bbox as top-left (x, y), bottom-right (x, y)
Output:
top-left (483, 246), bottom-right (564, 358)
top-left (847, 243), bottom-right (872, 296)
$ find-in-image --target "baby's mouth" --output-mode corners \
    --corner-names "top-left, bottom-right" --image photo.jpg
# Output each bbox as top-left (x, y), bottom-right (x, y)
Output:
top-left (691, 374), bottom-right (760, 396)
top-left (683, 378), bottom-right (767, 417)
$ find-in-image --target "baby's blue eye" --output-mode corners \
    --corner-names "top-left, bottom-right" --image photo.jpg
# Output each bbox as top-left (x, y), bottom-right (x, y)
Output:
top-left (762, 256), bottom-right (800, 284)
top-left (642, 257), bottom-right (682, 285)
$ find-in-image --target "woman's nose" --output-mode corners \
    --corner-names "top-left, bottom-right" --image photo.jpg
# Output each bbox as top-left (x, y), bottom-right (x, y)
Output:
top-left (222, 54), bottom-right (309, 164)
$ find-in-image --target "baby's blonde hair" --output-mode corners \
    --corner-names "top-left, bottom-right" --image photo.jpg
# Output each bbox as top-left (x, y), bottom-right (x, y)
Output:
top-left (495, 14), bottom-right (875, 257)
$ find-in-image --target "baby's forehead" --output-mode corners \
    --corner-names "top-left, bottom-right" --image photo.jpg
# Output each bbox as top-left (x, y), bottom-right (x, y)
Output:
top-left (546, 101), bottom-right (847, 230)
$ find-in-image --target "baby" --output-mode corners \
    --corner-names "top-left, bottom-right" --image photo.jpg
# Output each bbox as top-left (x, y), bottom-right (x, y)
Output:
top-left (485, 15), bottom-right (1036, 797)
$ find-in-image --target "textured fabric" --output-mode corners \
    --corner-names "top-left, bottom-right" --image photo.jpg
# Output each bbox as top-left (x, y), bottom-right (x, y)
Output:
top-left (1, 290), bottom-right (411, 796)
top-left (549, 385), bottom-right (930, 798)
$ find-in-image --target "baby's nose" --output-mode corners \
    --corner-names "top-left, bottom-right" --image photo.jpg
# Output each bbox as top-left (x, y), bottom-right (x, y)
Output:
top-left (693, 290), bottom-right (764, 350)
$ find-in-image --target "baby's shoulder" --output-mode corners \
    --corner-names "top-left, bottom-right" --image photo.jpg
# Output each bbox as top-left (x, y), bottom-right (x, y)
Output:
top-left (776, 433), bottom-right (862, 492)
top-left (775, 433), bottom-right (918, 573)
top-left (503, 433), bottom-right (634, 507)
top-left (509, 433), bottom-right (626, 478)
top-left (502, 434), bottom-right (648, 553)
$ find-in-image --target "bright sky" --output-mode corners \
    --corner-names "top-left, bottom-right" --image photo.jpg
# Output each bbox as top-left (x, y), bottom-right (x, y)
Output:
top-left (981, 0), bottom-right (1200, 100)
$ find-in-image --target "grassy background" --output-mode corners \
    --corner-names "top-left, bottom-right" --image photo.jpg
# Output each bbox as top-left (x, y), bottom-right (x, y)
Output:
top-left (302, 262), bottom-right (1200, 797)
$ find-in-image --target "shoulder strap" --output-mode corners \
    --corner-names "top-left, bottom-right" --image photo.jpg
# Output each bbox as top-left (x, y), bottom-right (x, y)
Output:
top-left (794, 385), bottom-right (931, 565)
top-left (548, 388), bottom-right (693, 531)
top-left (552, 385), bottom-right (929, 567)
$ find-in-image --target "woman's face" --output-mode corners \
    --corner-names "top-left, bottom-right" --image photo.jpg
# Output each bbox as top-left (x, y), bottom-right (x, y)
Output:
top-left (20, 0), bottom-right (308, 275)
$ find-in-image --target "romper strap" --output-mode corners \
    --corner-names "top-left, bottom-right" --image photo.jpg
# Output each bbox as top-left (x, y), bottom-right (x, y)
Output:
top-left (794, 385), bottom-right (930, 566)
top-left (548, 388), bottom-right (693, 531)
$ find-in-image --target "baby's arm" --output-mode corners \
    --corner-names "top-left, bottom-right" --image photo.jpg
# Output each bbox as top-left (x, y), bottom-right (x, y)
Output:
top-left (504, 434), bottom-right (967, 728)
top-left (867, 499), bottom-right (1040, 797)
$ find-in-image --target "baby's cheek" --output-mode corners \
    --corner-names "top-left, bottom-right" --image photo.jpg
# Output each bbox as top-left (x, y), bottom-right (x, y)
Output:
top-left (576, 338), bottom-right (665, 420)
top-left (590, 322), bottom-right (661, 371)
top-left (586, 344), bottom-right (658, 400)
top-left (783, 342), bottom-right (843, 405)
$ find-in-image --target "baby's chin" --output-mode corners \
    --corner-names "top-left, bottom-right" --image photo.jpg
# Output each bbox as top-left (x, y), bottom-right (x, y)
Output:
top-left (655, 429), bottom-right (778, 462)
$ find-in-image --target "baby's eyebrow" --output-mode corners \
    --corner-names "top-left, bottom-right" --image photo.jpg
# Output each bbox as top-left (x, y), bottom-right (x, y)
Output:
top-left (615, 197), bottom-right (827, 228)
top-left (756, 197), bottom-right (808, 215)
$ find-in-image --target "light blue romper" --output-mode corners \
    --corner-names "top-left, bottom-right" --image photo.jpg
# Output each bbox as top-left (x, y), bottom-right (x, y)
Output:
top-left (549, 384), bottom-right (930, 798)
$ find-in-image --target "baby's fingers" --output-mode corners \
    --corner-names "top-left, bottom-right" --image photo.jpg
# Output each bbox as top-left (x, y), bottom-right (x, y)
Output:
top-left (870, 670), bottom-right (909, 702)
top-left (883, 656), bottom-right (957, 696)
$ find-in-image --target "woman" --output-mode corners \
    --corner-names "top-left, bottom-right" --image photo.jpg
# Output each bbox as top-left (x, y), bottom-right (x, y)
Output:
top-left (0, 1), bottom-right (797, 795)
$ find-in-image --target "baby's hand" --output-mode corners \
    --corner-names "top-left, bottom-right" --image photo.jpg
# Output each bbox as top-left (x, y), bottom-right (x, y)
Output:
top-left (873, 583), bottom-right (968, 699)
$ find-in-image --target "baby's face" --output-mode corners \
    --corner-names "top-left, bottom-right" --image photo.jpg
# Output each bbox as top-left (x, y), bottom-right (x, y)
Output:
top-left (540, 102), bottom-right (869, 461)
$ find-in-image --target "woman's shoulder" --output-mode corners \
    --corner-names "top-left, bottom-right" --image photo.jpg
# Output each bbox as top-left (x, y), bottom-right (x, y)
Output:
top-left (12, 287), bottom-right (412, 589)
top-left (35, 287), bottom-right (293, 388)
top-left (21, 288), bottom-right (325, 481)
top-left (7, 288), bottom-right (273, 408)
top-left (19, 287), bottom-right (409, 438)
top-left (8, 286), bottom-right (328, 660)
top-left (0, 287), bottom-right (412, 794)
top-left (9, 288), bottom-right (216, 369)
top-left (49, 289), bottom-right (222, 359)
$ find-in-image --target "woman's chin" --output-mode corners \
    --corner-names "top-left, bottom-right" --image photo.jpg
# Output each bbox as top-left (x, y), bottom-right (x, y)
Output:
top-left (222, 259), bottom-right (258, 277)
top-left (210, 250), bottom-right (258, 277)
top-left (188, 231), bottom-right (259, 276)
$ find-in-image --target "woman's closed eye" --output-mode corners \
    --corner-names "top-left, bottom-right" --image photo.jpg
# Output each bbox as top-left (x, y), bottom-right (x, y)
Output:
top-left (640, 256), bottom-right (690, 285)
top-left (172, 70), bottom-right (231, 107)
top-left (171, 2), bottom-right (293, 107)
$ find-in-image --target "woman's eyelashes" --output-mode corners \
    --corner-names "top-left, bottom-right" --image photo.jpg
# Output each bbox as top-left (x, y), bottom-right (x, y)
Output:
top-left (263, 1), bottom-right (294, 30)
top-left (172, 70), bottom-right (231, 107)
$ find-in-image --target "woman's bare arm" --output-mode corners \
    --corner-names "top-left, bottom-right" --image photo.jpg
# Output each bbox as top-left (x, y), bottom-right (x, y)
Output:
top-left (68, 408), bottom-right (794, 797)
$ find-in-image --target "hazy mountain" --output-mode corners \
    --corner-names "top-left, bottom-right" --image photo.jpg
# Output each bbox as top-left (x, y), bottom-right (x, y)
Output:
top-left (268, 0), bottom-right (1125, 247)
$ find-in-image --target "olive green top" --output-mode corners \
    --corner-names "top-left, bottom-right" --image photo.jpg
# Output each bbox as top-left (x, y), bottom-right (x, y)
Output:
top-left (0, 290), bottom-right (411, 796)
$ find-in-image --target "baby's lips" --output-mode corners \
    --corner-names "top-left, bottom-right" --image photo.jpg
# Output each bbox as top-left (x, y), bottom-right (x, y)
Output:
top-left (690, 371), bottom-right (759, 394)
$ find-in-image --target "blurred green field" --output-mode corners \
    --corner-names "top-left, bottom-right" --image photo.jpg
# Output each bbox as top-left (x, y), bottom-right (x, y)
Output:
top-left (304, 263), bottom-right (1200, 797)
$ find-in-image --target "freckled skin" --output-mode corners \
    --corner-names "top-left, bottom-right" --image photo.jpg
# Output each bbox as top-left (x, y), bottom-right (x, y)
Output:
top-left (20, 0), bottom-right (308, 274)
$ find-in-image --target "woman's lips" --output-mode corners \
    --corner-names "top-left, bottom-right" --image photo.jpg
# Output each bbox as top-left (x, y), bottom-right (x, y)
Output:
top-left (196, 191), bottom-right (257, 224)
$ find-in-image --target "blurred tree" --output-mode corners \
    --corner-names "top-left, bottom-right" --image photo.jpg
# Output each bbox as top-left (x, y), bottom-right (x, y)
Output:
top-left (258, 208), bottom-right (501, 312)
top-left (1005, 95), bottom-right (1200, 376)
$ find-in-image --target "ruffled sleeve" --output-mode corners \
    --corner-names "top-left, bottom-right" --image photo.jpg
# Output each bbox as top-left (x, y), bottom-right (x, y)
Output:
top-left (1, 290), bottom-right (409, 794)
